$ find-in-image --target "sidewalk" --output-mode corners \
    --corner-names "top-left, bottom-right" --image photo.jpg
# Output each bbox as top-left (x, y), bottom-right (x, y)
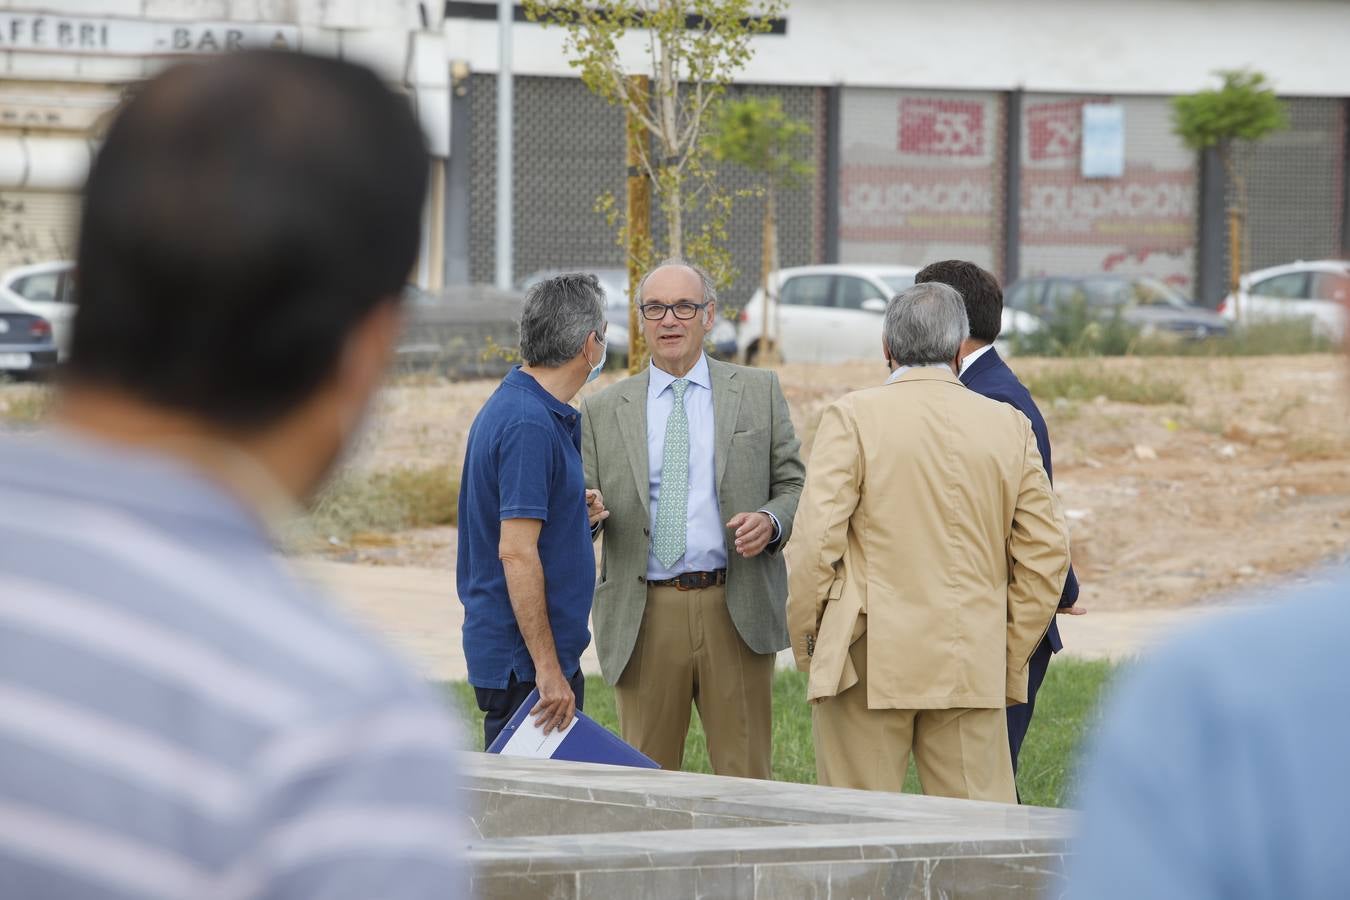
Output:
top-left (296, 559), bottom-right (1246, 683)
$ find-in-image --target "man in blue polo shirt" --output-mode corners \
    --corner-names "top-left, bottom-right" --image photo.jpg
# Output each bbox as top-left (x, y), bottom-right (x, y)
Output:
top-left (458, 273), bottom-right (610, 748)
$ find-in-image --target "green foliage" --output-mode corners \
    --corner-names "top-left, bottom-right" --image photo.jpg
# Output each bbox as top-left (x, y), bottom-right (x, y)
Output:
top-left (1133, 318), bottom-right (1336, 357)
top-left (707, 95), bottom-right (813, 188)
top-left (525, 0), bottom-right (785, 268)
top-left (441, 658), bottom-right (1119, 808)
top-left (1022, 365), bottom-right (1188, 406)
top-left (1009, 297), bottom-right (1139, 358)
top-left (0, 383), bottom-right (55, 423)
top-left (1171, 69), bottom-right (1288, 153)
top-left (1009, 312), bottom-right (1335, 360)
top-left (305, 463), bottom-right (460, 540)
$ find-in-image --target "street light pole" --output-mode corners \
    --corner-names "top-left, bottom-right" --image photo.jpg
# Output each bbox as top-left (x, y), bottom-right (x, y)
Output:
top-left (494, 0), bottom-right (513, 291)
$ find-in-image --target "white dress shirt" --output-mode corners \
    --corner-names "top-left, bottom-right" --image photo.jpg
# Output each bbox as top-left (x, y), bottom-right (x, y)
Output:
top-left (958, 343), bottom-right (994, 378)
top-left (885, 360), bottom-right (954, 384)
top-left (647, 354), bottom-right (726, 579)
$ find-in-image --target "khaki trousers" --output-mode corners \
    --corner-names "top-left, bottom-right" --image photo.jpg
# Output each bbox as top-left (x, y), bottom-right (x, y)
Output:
top-left (812, 632), bottom-right (1017, 803)
top-left (614, 584), bottom-right (774, 778)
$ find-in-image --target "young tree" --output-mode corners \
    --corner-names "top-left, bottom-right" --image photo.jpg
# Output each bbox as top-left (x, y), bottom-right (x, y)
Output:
top-left (1172, 69), bottom-right (1287, 311)
top-left (525, 0), bottom-right (784, 265)
top-left (708, 95), bottom-right (811, 364)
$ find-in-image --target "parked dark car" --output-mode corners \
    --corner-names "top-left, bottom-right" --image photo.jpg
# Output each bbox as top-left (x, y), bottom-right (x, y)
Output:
top-left (0, 306), bottom-right (60, 379)
top-left (1005, 275), bottom-right (1229, 341)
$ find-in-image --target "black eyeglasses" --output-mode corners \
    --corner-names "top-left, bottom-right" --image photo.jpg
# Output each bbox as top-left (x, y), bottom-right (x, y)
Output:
top-left (639, 301), bottom-right (709, 321)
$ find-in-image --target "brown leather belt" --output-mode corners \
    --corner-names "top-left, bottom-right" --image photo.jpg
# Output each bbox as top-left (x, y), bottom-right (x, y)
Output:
top-left (648, 569), bottom-right (728, 591)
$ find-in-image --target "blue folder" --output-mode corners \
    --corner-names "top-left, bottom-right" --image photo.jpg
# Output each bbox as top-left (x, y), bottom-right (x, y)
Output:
top-left (486, 688), bottom-right (660, 769)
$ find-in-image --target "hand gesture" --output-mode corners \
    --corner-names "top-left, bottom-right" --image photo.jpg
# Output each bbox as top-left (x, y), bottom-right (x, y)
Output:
top-left (726, 511), bottom-right (775, 559)
top-left (585, 489), bottom-right (609, 528)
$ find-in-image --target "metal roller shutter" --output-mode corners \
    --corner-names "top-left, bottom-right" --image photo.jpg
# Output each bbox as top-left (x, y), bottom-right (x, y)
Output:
top-left (0, 189), bottom-right (79, 272)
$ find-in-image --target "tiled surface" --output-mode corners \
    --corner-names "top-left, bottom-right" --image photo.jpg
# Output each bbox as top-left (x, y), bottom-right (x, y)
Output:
top-left (461, 753), bottom-right (1072, 898)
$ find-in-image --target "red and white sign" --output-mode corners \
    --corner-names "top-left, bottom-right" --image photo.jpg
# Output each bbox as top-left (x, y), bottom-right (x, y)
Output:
top-left (1024, 98), bottom-right (1110, 166)
top-left (1021, 166), bottom-right (1194, 250)
top-left (839, 165), bottom-right (996, 242)
top-left (897, 98), bottom-right (986, 158)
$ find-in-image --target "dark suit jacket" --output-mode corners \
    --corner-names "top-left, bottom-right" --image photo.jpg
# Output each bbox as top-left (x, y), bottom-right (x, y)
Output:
top-left (961, 347), bottom-right (1079, 652)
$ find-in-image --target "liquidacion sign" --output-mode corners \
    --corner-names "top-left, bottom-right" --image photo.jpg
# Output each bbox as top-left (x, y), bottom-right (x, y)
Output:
top-left (0, 13), bottom-right (299, 56)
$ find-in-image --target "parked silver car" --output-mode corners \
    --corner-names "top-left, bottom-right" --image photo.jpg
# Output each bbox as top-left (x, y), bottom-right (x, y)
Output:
top-left (737, 264), bottom-right (1040, 364)
top-left (1219, 259), bottom-right (1350, 340)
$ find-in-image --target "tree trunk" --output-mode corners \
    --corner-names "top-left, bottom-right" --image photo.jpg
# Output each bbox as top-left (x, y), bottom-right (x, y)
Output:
top-left (757, 186), bottom-right (779, 365)
top-left (625, 74), bottom-right (652, 373)
top-left (666, 178), bottom-right (683, 259)
top-left (1219, 143), bottom-right (1245, 321)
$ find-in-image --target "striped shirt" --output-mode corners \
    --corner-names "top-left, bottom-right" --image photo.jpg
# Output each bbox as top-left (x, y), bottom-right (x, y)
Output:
top-left (0, 433), bottom-right (467, 899)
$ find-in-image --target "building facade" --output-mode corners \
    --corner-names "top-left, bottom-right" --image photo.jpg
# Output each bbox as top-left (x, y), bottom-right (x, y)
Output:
top-left (0, 0), bottom-right (450, 284)
top-left (1, 1), bottom-right (1346, 305)
top-left (446, 0), bottom-right (1350, 305)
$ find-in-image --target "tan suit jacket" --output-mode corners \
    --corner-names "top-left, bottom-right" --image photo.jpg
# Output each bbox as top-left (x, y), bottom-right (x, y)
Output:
top-left (786, 367), bottom-right (1069, 709)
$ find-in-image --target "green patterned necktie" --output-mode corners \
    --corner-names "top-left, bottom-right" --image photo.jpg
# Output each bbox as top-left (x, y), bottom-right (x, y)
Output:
top-left (652, 378), bottom-right (690, 568)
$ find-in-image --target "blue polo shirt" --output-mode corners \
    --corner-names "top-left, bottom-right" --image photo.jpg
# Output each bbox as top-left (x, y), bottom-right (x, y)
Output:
top-left (457, 366), bottom-right (593, 689)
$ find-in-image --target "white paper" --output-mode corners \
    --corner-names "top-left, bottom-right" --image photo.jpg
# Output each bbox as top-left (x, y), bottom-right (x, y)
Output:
top-left (497, 709), bottom-right (578, 759)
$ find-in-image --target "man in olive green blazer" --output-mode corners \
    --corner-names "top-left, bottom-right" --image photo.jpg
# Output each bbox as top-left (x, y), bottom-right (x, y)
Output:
top-left (580, 260), bottom-right (804, 778)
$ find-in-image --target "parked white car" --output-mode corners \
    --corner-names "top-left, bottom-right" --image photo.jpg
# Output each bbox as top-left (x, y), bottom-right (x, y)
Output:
top-left (737, 263), bottom-right (1038, 364)
top-left (0, 260), bottom-right (76, 357)
top-left (1219, 259), bottom-right (1350, 340)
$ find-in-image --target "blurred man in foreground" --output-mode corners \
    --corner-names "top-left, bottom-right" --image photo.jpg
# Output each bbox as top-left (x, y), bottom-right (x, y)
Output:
top-left (458, 273), bottom-right (609, 748)
top-left (787, 282), bottom-right (1069, 802)
top-left (914, 259), bottom-right (1083, 784)
top-left (0, 52), bottom-right (467, 896)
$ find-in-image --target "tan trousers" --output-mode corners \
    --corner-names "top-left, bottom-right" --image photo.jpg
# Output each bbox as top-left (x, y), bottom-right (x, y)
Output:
top-left (812, 632), bottom-right (1017, 803)
top-left (614, 584), bottom-right (774, 778)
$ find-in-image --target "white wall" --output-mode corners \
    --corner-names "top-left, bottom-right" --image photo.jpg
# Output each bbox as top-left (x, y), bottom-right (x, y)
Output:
top-left (447, 0), bottom-right (1350, 97)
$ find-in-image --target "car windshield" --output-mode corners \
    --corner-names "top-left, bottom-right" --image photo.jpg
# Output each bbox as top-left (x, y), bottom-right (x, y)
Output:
top-left (881, 274), bottom-right (915, 294)
top-left (1080, 278), bottom-right (1189, 309)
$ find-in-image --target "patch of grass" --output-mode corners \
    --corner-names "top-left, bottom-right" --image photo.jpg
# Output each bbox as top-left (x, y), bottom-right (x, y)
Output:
top-left (1008, 301), bottom-right (1137, 358)
top-left (441, 658), bottom-right (1117, 808)
top-left (0, 384), bottom-right (56, 424)
top-left (307, 463), bottom-right (459, 539)
top-left (1287, 435), bottom-right (1344, 461)
top-left (1137, 318), bottom-right (1337, 357)
top-left (1011, 313), bottom-right (1336, 359)
top-left (1023, 365), bottom-right (1187, 406)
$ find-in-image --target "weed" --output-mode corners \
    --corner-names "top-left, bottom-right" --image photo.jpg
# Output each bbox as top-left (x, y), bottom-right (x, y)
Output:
top-left (1023, 366), bottom-right (1187, 406)
top-left (306, 463), bottom-right (459, 540)
top-left (1287, 435), bottom-right (1343, 461)
top-left (0, 384), bottom-right (56, 424)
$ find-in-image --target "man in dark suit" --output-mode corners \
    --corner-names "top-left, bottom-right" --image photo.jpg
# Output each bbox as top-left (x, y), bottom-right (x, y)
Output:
top-left (914, 260), bottom-right (1083, 780)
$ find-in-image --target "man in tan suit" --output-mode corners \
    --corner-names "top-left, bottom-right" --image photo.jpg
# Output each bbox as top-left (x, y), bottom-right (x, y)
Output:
top-left (582, 259), bottom-right (803, 778)
top-left (786, 281), bottom-right (1069, 802)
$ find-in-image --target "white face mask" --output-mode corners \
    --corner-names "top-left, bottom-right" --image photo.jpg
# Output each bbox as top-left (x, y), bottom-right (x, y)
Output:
top-left (585, 332), bottom-right (607, 384)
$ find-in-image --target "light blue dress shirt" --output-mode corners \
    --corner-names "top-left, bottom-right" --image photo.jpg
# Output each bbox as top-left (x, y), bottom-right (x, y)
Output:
top-left (1065, 569), bottom-right (1350, 899)
top-left (647, 354), bottom-right (726, 579)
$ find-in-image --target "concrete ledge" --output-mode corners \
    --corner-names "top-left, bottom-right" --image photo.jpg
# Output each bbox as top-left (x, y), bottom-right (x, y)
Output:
top-left (461, 753), bottom-right (1072, 899)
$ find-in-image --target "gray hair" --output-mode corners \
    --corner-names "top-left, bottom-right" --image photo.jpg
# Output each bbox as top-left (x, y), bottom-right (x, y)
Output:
top-left (884, 282), bottom-right (969, 366)
top-left (635, 257), bottom-right (718, 307)
top-left (519, 273), bottom-right (606, 367)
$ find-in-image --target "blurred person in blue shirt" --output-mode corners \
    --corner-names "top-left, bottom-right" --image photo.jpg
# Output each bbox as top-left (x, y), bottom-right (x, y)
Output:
top-left (458, 273), bottom-right (610, 748)
top-left (1066, 572), bottom-right (1350, 898)
top-left (0, 51), bottom-right (467, 898)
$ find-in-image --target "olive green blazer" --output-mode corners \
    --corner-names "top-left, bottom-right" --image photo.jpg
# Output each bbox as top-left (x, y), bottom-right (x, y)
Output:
top-left (580, 359), bottom-right (804, 685)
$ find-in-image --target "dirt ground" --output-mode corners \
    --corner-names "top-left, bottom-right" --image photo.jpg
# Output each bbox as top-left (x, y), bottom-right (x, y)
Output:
top-left (319, 353), bottom-right (1350, 612)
